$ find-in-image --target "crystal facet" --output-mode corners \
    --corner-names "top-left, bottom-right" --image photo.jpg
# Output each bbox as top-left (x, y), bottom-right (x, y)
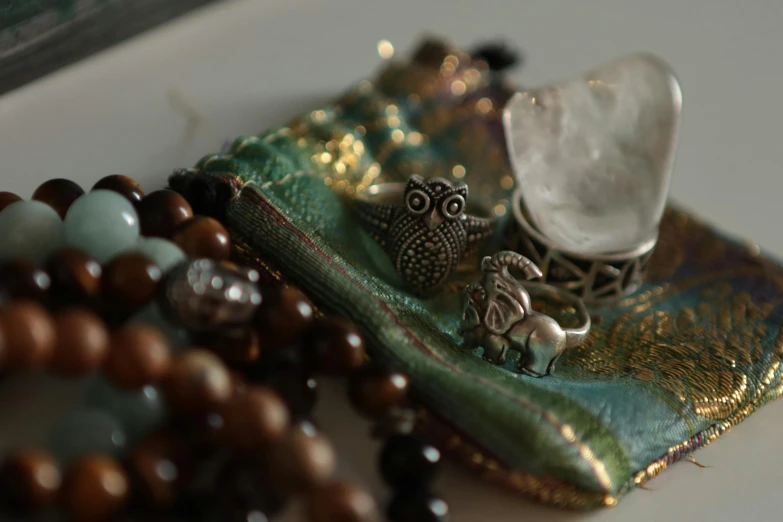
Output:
top-left (503, 53), bottom-right (682, 254)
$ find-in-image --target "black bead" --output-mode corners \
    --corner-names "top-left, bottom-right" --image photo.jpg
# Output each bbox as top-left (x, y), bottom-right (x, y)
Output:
top-left (371, 408), bottom-right (416, 439)
top-left (245, 345), bottom-right (318, 419)
top-left (167, 170), bottom-right (234, 221)
top-left (379, 435), bottom-right (440, 490)
top-left (262, 370), bottom-right (318, 420)
top-left (471, 41), bottom-right (522, 71)
top-left (387, 490), bottom-right (449, 522)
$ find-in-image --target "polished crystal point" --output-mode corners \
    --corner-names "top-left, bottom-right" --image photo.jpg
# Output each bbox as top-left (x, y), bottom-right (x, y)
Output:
top-left (503, 53), bottom-right (682, 254)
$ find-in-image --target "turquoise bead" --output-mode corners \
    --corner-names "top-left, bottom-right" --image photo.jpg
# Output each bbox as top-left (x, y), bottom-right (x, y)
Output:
top-left (49, 409), bottom-right (126, 464)
top-left (0, 200), bottom-right (63, 262)
top-left (130, 303), bottom-right (192, 352)
top-left (63, 189), bottom-right (140, 263)
top-left (85, 376), bottom-right (166, 445)
top-left (132, 237), bottom-right (186, 271)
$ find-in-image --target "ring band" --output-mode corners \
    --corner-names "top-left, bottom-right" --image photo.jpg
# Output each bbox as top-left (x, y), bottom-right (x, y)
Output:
top-left (460, 251), bottom-right (591, 377)
top-left (353, 175), bottom-right (494, 296)
top-left (521, 281), bottom-right (592, 345)
top-left (506, 188), bottom-right (656, 303)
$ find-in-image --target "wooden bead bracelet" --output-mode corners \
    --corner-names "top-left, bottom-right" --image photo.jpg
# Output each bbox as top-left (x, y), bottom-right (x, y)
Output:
top-left (0, 173), bottom-right (449, 522)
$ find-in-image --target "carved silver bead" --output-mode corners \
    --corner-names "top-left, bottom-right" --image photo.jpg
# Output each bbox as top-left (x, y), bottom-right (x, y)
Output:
top-left (159, 258), bottom-right (262, 331)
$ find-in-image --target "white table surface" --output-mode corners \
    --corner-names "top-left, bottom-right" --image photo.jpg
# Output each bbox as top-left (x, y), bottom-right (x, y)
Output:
top-left (1, 1), bottom-right (782, 520)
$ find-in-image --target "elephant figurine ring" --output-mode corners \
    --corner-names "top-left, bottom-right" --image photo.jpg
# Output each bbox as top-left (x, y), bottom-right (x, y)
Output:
top-left (459, 251), bottom-right (591, 377)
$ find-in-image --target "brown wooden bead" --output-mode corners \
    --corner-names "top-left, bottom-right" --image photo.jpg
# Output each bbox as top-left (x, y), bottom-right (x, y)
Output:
top-left (127, 430), bottom-right (191, 509)
top-left (0, 448), bottom-right (61, 511)
top-left (49, 309), bottom-right (109, 377)
top-left (0, 191), bottom-right (22, 212)
top-left (104, 325), bottom-right (171, 389)
top-left (304, 318), bottom-right (367, 375)
top-left (45, 248), bottom-right (101, 305)
top-left (306, 481), bottom-right (380, 522)
top-left (267, 422), bottom-right (336, 495)
top-left (138, 190), bottom-right (193, 238)
top-left (0, 259), bottom-right (50, 301)
top-left (1, 301), bottom-right (55, 370)
top-left (61, 455), bottom-right (129, 522)
top-left (163, 349), bottom-right (233, 415)
top-left (254, 286), bottom-right (314, 348)
top-left (91, 175), bottom-right (145, 205)
top-left (221, 385), bottom-right (289, 450)
top-left (32, 178), bottom-right (85, 219)
top-left (101, 253), bottom-right (162, 314)
top-left (172, 216), bottom-right (231, 261)
top-left (206, 328), bottom-right (261, 363)
top-left (348, 368), bottom-right (409, 418)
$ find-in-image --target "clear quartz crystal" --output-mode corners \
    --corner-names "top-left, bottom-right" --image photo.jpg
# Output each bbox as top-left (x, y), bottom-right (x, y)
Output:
top-left (503, 53), bottom-right (682, 254)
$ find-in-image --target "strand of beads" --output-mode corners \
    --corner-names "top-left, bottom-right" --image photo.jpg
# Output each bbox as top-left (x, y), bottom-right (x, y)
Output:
top-left (168, 178), bottom-right (452, 522)
top-left (0, 172), bottom-right (451, 522)
top-left (0, 177), bottom-right (244, 521)
top-left (0, 301), bottom-right (207, 521)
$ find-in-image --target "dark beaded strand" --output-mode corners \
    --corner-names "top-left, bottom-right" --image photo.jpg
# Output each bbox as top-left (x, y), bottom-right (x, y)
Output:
top-left (0, 171), bottom-right (451, 522)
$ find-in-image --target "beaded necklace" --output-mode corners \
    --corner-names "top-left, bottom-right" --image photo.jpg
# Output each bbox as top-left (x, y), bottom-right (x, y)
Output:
top-left (0, 174), bottom-right (448, 522)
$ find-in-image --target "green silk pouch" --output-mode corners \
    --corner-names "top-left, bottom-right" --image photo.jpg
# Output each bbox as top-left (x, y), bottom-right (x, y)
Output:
top-left (169, 38), bottom-right (783, 509)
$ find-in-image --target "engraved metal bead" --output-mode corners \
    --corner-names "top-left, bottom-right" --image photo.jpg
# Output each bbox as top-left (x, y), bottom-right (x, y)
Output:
top-left (159, 259), bottom-right (262, 331)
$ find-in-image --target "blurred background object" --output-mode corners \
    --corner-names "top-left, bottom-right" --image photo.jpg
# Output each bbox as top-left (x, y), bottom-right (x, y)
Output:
top-left (0, 0), bottom-right (223, 94)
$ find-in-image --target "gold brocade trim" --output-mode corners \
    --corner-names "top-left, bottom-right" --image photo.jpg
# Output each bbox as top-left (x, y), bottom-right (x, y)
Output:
top-left (422, 370), bottom-right (783, 510)
top-left (628, 376), bottom-right (783, 491)
top-left (420, 410), bottom-right (619, 510)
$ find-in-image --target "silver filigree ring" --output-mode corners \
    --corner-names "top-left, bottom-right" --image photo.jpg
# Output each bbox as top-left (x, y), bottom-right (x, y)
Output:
top-left (505, 188), bottom-right (657, 303)
top-left (460, 251), bottom-right (591, 377)
top-left (353, 175), bottom-right (495, 296)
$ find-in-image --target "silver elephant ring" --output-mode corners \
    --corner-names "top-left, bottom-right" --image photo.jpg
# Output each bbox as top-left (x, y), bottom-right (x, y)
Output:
top-left (352, 175), bottom-right (494, 296)
top-left (460, 251), bottom-right (591, 377)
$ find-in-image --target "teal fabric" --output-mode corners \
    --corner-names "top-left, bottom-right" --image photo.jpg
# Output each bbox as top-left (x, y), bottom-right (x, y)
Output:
top-left (170, 39), bottom-right (783, 508)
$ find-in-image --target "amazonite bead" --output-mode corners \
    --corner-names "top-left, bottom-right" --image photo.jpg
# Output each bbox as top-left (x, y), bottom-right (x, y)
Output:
top-left (85, 376), bottom-right (166, 445)
top-left (63, 190), bottom-right (139, 263)
top-left (49, 409), bottom-right (126, 464)
top-left (0, 200), bottom-right (63, 262)
top-left (132, 237), bottom-right (186, 271)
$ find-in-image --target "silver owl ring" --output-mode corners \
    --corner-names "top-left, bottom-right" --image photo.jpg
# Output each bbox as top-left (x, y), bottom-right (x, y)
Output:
top-left (352, 175), bottom-right (495, 296)
top-left (460, 251), bottom-right (591, 377)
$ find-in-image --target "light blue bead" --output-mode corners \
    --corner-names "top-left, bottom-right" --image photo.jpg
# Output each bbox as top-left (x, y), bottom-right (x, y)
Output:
top-left (0, 200), bottom-right (63, 262)
top-left (132, 237), bottom-right (186, 272)
top-left (63, 190), bottom-right (139, 263)
top-left (85, 376), bottom-right (166, 445)
top-left (130, 303), bottom-right (192, 353)
top-left (49, 409), bottom-right (126, 464)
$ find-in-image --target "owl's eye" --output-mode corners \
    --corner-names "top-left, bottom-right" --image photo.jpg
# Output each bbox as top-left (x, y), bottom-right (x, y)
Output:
top-left (405, 189), bottom-right (430, 215)
top-left (442, 194), bottom-right (465, 219)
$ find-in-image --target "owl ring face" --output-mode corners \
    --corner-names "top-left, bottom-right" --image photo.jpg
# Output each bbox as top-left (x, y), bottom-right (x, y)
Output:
top-left (352, 175), bottom-right (495, 296)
